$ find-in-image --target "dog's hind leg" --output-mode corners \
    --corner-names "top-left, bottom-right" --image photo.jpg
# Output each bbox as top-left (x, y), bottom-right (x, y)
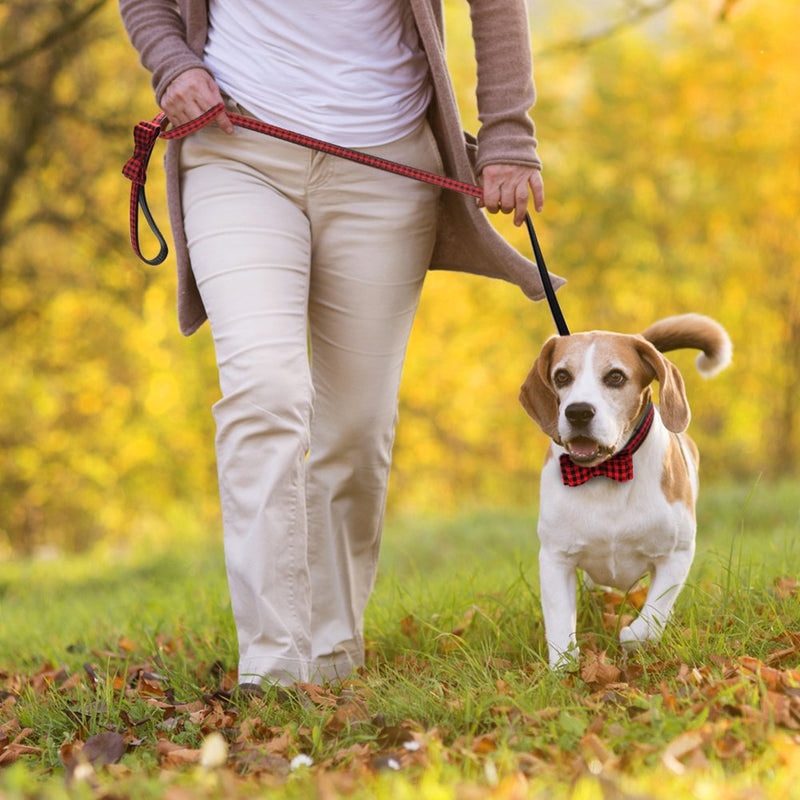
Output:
top-left (619, 545), bottom-right (694, 649)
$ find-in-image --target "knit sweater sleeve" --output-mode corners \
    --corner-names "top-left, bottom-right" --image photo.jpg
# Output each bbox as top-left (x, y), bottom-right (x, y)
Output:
top-left (118, 0), bottom-right (208, 104)
top-left (467, 0), bottom-right (541, 173)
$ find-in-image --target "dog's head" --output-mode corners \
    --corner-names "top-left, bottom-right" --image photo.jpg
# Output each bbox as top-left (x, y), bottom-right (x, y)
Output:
top-left (519, 332), bottom-right (690, 466)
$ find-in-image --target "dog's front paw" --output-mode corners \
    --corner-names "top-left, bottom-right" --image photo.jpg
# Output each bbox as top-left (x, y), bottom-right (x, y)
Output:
top-left (619, 625), bottom-right (645, 650)
top-left (619, 618), bottom-right (663, 650)
top-left (549, 644), bottom-right (580, 671)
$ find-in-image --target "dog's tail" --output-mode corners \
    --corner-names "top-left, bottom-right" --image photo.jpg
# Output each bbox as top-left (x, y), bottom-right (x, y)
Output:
top-left (640, 314), bottom-right (732, 378)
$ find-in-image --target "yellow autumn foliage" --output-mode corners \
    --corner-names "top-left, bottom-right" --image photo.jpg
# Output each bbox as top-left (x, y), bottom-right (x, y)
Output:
top-left (0, 0), bottom-right (797, 552)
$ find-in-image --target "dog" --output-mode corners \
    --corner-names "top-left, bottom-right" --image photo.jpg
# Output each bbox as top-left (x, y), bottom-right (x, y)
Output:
top-left (519, 314), bottom-right (732, 668)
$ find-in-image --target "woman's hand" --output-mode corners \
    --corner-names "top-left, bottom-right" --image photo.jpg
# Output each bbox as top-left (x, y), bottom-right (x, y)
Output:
top-left (160, 68), bottom-right (235, 134)
top-left (480, 163), bottom-right (544, 225)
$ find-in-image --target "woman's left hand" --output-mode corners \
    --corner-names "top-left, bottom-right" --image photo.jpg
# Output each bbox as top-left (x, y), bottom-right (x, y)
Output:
top-left (480, 164), bottom-right (544, 225)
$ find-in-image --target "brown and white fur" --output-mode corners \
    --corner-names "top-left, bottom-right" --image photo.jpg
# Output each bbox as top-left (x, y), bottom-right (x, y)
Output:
top-left (519, 314), bottom-right (732, 668)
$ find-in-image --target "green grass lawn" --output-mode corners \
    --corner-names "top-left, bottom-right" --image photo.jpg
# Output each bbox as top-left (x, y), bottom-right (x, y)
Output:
top-left (1, 478), bottom-right (799, 798)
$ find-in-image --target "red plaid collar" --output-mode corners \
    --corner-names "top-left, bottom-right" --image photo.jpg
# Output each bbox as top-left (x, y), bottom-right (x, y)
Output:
top-left (559, 402), bottom-right (655, 487)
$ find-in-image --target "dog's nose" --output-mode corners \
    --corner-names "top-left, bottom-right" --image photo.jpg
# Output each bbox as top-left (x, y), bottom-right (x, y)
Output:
top-left (565, 402), bottom-right (596, 425)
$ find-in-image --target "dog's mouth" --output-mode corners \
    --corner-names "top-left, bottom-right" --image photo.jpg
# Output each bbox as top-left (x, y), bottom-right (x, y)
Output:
top-left (564, 437), bottom-right (613, 464)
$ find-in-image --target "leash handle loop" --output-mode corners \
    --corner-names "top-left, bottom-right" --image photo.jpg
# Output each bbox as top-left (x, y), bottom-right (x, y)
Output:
top-left (122, 113), bottom-right (169, 265)
top-left (122, 103), bottom-right (569, 334)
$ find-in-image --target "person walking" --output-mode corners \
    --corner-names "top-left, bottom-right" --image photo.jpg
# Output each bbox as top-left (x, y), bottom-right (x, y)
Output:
top-left (119, 0), bottom-right (559, 689)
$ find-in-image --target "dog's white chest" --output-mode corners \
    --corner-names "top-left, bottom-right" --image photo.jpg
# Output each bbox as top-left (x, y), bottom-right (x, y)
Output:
top-left (537, 433), bottom-right (696, 591)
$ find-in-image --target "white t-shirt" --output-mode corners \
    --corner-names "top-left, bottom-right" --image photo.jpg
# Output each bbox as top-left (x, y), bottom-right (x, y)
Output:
top-left (204, 0), bottom-right (432, 148)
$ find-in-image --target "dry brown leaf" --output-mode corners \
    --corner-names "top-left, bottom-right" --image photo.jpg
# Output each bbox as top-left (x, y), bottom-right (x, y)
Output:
top-left (712, 733), bottom-right (748, 760)
top-left (0, 741), bottom-right (43, 766)
top-left (376, 721), bottom-right (416, 749)
top-left (117, 637), bottom-right (138, 653)
top-left (81, 732), bottom-right (126, 767)
top-left (766, 648), bottom-right (800, 668)
top-left (488, 772), bottom-right (529, 800)
top-left (581, 651), bottom-right (622, 688)
top-left (262, 730), bottom-right (294, 756)
top-left (325, 698), bottom-right (370, 733)
top-left (157, 740), bottom-right (202, 767)
top-left (763, 691), bottom-right (800, 730)
top-left (471, 733), bottom-right (498, 755)
top-left (580, 732), bottom-right (614, 765)
top-left (296, 683), bottom-right (338, 708)
top-left (661, 729), bottom-right (707, 774)
top-left (230, 746), bottom-right (290, 778)
top-left (773, 577), bottom-right (800, 600)
top-left (602, 613), bottom-right (634, 632)
top-left (400, 615), bottom-right (418, 640)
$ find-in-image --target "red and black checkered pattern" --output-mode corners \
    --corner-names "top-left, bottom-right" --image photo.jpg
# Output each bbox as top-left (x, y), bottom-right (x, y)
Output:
top-left (121, 103), bottom-right (569, 336)
top-left (559, 402), bottom-right (655, 487)
top-left (122, 103), bottom-right (483, 266)
top-left (226, 110), bottom-right (484, 198)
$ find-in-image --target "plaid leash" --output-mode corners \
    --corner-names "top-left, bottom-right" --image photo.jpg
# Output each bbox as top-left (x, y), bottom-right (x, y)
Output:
top-left (559, 402), bottom-right (655, 487)
top-left (122, 102), bottom-right (570, 335)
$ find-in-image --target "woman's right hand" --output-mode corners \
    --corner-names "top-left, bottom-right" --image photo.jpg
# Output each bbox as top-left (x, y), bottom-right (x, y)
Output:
top-left (160, 68), bottom-right (235, 134)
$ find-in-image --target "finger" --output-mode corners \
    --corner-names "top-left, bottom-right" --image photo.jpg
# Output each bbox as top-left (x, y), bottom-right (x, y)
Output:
top-left (215, 110), bottom-right (235, 135)
top-left (161, 69), bottom-right (226, 128)
top-left (512, 181), bottom-right (531, 226)
top-left (481, 184), bottom-right (500, 213)
top-left (499, 181), bottom-right (520, 215)
top-left (529, 171), bottom-right (545, 215)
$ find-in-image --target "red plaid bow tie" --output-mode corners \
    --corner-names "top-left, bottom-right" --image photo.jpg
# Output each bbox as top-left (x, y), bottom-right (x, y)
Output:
top-left (559, 403), bottom-right (655, 487)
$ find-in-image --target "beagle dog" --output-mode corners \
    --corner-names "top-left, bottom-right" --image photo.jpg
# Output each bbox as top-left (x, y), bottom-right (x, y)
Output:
top-left (520, 314), bottom-right (731, 668)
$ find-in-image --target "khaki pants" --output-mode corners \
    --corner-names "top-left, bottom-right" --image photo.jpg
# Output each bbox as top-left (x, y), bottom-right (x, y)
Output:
top-left (180, 116), bottom-right (442, 685)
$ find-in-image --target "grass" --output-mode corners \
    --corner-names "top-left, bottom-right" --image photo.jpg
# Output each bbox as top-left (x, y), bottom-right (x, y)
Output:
top-left (0, 477), bottom-right (799, 798)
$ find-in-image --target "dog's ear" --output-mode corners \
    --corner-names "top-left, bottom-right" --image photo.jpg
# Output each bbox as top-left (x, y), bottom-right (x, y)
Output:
top-left (519, 337), bottom-right (560, 439)
top-left (634, 337), bottom-right (691, 433)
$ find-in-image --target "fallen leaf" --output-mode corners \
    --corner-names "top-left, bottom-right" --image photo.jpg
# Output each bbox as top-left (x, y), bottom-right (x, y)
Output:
top-left (581, 652), bottom-right (622, 688)
top-left (82, 732), bottom-right (126, 768)
top-left (157, 739), bottom-right (202, 767)
top-left (661, 729), bottom-right (706, 775)
top-left (230, 746), bottom-right (290, 778)
top-left (117, 637), bottom-right (138, 653)
top-left (712, 733), bottom-right (747, 760)
top-left (325, 698), bottom-right (370, 733)
top-left (400, 615), bottom-right (418, 640)
top-left (295, 683), bottom-right (338, 708)
top-left (580, 732), bottom-right (613, 766)
top-left (471, 733), bottom-right (498, 755)
top-left (773, 577), bottom-right (800, 600)
top-left (0, 742), bottom-right (43, 766)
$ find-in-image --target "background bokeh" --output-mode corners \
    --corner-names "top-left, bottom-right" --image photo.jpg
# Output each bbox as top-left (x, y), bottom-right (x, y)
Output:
top-left (1, 0), bottom-right (796, 555)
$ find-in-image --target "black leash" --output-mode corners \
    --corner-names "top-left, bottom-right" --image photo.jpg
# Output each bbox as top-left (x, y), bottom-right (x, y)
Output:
top-left (525, 214), bottom-right (570, 336)
top-left (123, 103), bottom-right (569, 335)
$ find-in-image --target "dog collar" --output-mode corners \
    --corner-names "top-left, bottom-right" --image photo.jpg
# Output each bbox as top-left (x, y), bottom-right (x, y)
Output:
top-left (559, 402), bottom-right (655, 487)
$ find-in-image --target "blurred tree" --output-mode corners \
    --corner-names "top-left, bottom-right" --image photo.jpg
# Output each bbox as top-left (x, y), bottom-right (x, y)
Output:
top-left (394, 0), bottom-right (800, 509)
top-left (0, 1), bottom-right (219, 554)
top-left (0, 0), bottom-right (796, 553)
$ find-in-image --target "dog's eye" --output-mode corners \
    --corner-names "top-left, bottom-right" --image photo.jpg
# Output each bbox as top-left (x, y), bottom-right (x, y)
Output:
top-left (553, 369), bottom-right (572, 387)
top-left (604, 369), bottom-right (627, 387)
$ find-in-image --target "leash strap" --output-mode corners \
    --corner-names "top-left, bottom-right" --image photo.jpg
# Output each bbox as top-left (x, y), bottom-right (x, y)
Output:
top-left (122, 102), bottom-right (569, 333)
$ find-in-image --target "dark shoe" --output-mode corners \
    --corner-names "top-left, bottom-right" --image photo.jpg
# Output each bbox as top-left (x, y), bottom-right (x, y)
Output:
top-left (235, 682), bottom-right (266, 701)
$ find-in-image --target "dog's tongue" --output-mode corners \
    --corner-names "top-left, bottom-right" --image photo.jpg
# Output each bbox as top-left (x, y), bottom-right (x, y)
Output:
top-left (567, 438), bottom-right (599, 460)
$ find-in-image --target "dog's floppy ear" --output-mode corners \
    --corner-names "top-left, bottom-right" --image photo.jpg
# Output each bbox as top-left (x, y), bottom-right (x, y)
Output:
top-left (634, 337), bottom-right (691, 433)
top-left (519, 337), bottom-right (560, 439)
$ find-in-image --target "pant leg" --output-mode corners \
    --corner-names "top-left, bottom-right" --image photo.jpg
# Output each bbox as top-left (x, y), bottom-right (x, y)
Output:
top-left (180, 125), bottom-right (316, 685)
top-left (179, 116), bottom-right (442, 687)
top-left (304, 121), bottom-right (443, 681)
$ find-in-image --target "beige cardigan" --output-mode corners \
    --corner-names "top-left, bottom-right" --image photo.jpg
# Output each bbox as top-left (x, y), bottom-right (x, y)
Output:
top-left (120, 0), bottom-right (564, 335)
